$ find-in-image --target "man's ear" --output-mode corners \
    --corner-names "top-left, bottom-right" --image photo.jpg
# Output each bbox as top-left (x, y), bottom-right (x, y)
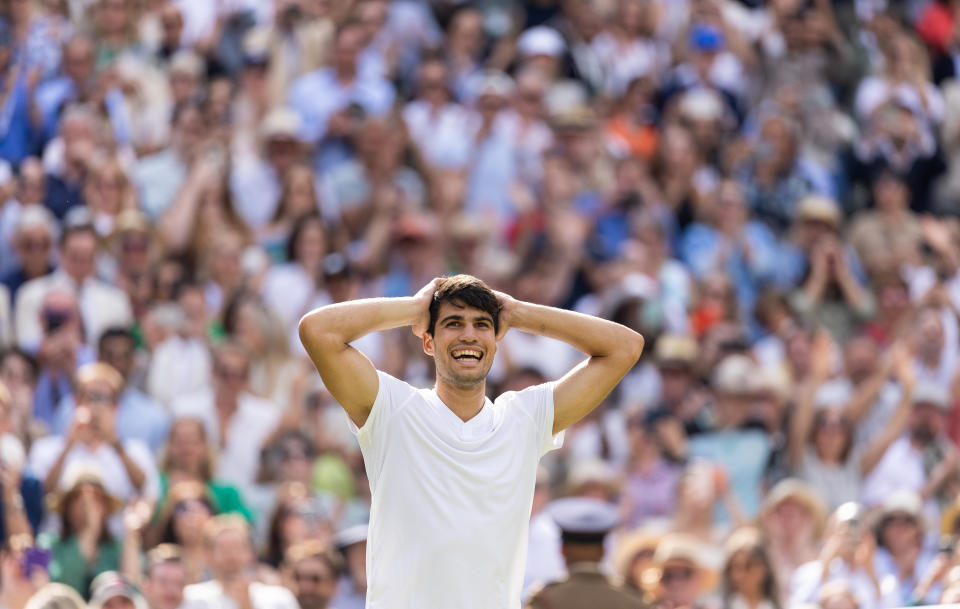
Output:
top-left (422, 332), bottom-right (434, 356)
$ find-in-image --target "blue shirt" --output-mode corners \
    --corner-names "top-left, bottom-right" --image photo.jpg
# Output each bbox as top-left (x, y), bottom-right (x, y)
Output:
top-left (689, 427), bottom-right (771, 521)
top-left (679, 221), bottom-right (781, 322)
top-left (53, 386), bottom-right (171, 454)
top-left (287, 67), bottom-right (395, 144)
top-left (0, 75), bottom-right (33, 166)
top-left (33, 78), bottom-right (131, 145)
top-left (0, 475), bottom-right (45, 541)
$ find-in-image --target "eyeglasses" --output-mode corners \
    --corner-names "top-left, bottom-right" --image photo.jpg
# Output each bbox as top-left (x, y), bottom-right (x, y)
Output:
top-left (292, 571), bottom-right (331, 584)
top-left (661, 567), bottom-right (695, 583)
top-left (82, 391), bottom-right (115, 406)
top-left (884, 514), bottom-right (917, 526)
top-left (215, 366), bottom-right (247, 381)
top-left (20, 238), bottom-right (51, 251)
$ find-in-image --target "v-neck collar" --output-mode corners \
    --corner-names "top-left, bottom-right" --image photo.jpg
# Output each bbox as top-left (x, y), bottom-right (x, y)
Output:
top-left (424, 388), bottom-right (495, 442)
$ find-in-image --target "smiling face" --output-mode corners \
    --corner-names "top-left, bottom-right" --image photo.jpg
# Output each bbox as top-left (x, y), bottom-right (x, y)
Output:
top-left (423, 300), bottom-right (498, 390)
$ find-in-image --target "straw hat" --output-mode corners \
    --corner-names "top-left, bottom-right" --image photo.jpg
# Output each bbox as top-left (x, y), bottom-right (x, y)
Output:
top-left (49, 466), bottom-right (123, 515)
top-left (645, 533), bottom-right (719, 592)
top-left (614, 529), bottom-right (664, 579)
top-left (761, 478), bottom-right (829, 537)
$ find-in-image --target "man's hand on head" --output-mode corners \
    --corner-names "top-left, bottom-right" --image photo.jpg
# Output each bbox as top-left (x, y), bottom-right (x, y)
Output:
top-left (493, 290), bottom-right (518, 340)
top-left (411, 278), bottom-right (442, 339)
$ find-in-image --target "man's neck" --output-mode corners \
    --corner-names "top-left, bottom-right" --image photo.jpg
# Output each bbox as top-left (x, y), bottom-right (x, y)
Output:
top-left (435, 380), bottom-right (487, 423)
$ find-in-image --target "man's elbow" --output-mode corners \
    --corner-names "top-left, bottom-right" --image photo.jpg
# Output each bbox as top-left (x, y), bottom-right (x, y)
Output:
top-left (298, 311), bottom-right (345, 353)
top-left (621, 330), bottom-right (645, 365)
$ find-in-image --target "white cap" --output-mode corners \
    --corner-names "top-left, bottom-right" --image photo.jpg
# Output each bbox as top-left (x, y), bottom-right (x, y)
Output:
top-left (679, 88), bottom-right (725, 121)
top-left (912, 381), bottom-right (950, 412)
top-left (260, 107), bottom-right (302, 140)
top-left (712, 355), bottom-right (759, 395)
top-left (517, 26), bottom-right (565, 58)
top-left (476, 71), bottom-right (515, 98)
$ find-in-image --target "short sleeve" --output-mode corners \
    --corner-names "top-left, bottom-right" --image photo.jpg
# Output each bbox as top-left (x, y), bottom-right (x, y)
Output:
top-left (347, 370), bottom-right (417, 451)
top-left (512, 382), bottom-right (564, 458)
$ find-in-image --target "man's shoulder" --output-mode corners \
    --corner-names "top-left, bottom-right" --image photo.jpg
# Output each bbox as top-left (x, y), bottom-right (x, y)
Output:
top-left (249, 581), bottom-right (299, 608)
top-left (528, 572), bottom-right (642, 607)
top-left (493, 382), bottom-right (554, 411)
top-left (183, 580), bottom-right (222, 600)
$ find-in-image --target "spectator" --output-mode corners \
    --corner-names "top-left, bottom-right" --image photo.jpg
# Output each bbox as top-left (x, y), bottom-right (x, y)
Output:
top-left (281, 540), bottom-right (340, 609)
top-left (54, 327), bottom-right (169, 453)
top-left (0, 380), bottom-right (42, 545)
top-left (688, 355), bottom-right (771, 521)
top-left (649, 533), bottom-right (719, 609)
top-left (157, 417), bottom-right (252, 524)
top-left (720, 528), bottom-right (781, 609)
top-left (760, 480), bottom-right (828, 600)
top-left (2, 205), bottom-right (57, 302)
top-left (29, 362), bottom-right (158, 501)
top-left (170, 342), bottom-right (281, 493)
top-left (788, 337), bottom-right (915, 510)
top-left (140, 545), bottom-right (186, 609)
top-left (789, 503), bottom-right (889, 609)
top-left (181, 515), bottom-right (298, 609)
top-left (87, 572), bottom-right (148, 609)
top-left (871, 490), bottom-right (940, 605)
top-left (147, 481), bottom-right (214, 584)
top-left (15, 223), bottom-right (133, 353)
top-left (619, 410), bottom-right (683, 529)
top-left (861, 380), bottom-right (959, 516)
top-left (40, 469), bottom-right (123, 596)
top-left (286, 20), bottom-right (395, 148)
top-left (329, 525), bottom-right (366, 609)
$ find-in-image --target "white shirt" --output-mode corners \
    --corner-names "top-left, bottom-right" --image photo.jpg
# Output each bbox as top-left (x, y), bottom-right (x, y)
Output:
top-left (522, 511), bottom-right (564, 600)
top-left (861, 436), bottom-right (941, 526)
top-left (146, 335), bottom-right (213, 406)
top-left (27, 436), bottom-right (159, 501)
top-left (182, 580), bottom-right (299, 609)
top-left (14, 271), bottom-right (133, 351)
top-left (171, 388), bottom-right (281, 491)
top-left (354, 371), bottom-right (563, 608)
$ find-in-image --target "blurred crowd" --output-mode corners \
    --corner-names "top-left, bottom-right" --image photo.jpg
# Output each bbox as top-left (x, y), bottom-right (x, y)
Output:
top-left (1, 0), bottom-right (960, 608)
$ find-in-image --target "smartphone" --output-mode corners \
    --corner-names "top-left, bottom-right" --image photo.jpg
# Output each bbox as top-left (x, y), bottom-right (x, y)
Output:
top-left (43, 309), bottom-right (71, 334)
top-left (20, 548), bottom-right (51, 577)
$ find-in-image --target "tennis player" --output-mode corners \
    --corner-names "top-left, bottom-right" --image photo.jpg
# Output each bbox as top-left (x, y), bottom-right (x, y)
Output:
top-left (299, 274), bottom-right (644, 608)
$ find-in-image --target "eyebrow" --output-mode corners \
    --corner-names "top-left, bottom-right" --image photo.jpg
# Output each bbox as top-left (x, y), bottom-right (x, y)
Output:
top-left (440, 314), bottom-right (493, 325)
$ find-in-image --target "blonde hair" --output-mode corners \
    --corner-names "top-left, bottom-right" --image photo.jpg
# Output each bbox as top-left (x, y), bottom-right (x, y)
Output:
top-left (24, 583), bottom-right (87, 609)
top-left (74, 362), bottom-right (124, 397)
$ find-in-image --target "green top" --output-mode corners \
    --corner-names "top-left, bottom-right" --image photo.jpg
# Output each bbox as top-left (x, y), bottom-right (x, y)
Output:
top-left (39, 533), bottom-right (121, 598)
top-left (157, 474), bottom-right (254, 522)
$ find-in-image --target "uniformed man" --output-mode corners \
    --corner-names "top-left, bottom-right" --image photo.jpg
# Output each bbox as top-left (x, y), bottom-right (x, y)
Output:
top-left (524, 497), bottom-right (645, 609)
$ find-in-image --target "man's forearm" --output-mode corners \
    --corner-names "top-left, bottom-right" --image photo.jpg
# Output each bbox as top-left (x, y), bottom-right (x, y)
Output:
top-left (300, 297), bottom-right (422, 346)
top-left (506, 301), bottom-right (640, 357)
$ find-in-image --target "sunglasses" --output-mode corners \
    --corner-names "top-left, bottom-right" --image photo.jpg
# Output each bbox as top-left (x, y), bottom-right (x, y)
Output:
top-left (82, 391), bottom-right (115, 406)
top-left (661, 567), bottom-right (695, 583)
top-left (293, 571), bottom-right (331, 584)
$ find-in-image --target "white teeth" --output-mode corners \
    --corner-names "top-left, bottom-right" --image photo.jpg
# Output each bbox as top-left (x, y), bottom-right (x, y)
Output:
top-left (452, 349), bottom-right (482, 359)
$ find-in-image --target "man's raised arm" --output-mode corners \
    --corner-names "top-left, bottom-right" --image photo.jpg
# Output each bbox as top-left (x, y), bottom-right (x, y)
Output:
top-left (497, 294), bottom-right (644, 434)
top-left (298, 280), bottom-right (437, 427)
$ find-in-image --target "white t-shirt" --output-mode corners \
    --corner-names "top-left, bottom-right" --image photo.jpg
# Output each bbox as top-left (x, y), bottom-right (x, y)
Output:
top-left (354, 371), bottom-right (563, 608)
top-left (182, 580), bottom-right (299, 609)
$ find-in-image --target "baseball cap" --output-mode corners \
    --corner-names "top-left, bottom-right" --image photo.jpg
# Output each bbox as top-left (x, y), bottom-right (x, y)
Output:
top-left (89, 572), bottom-right (148, 609)
top-left (517, 26), bottom-right (565, 58)
top-left (260, 107), bottom-right (302, 141)
top-left (912, 381), bottom-right (950, 412)
top-left (689, 24), bottom-right (725, 53)
top-left (711, 354), bottom-right (759, 395)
